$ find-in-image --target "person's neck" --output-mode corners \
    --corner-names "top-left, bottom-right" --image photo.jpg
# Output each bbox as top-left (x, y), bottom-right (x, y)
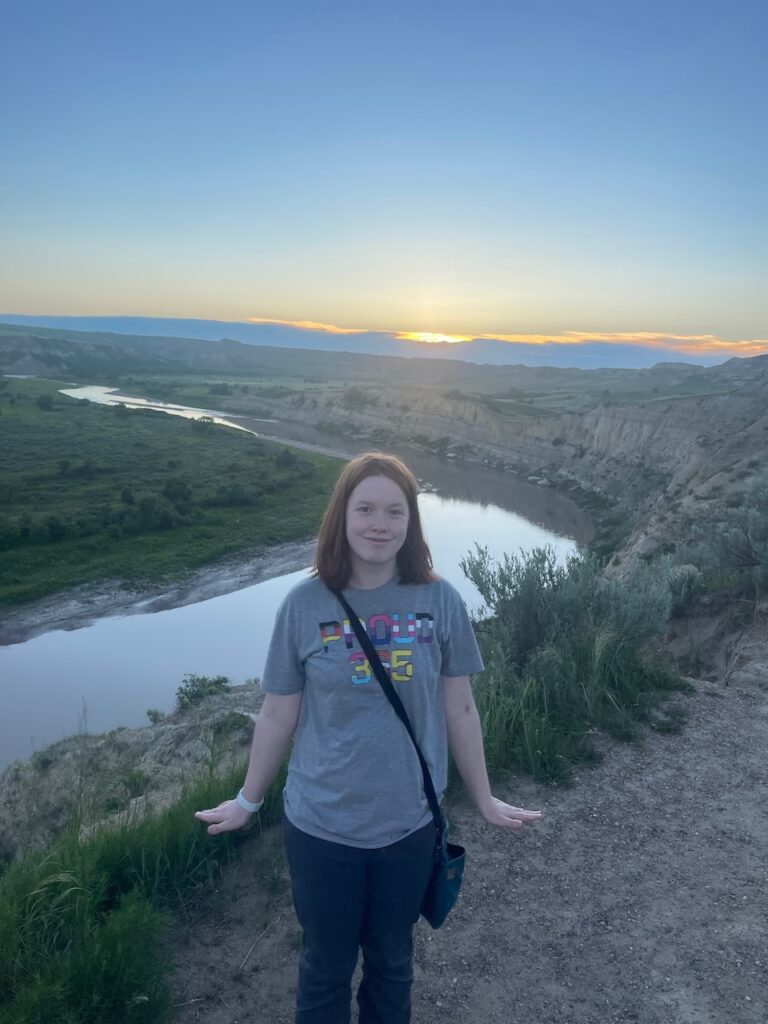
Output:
top-left (347, 560), bottom-right (397, 590)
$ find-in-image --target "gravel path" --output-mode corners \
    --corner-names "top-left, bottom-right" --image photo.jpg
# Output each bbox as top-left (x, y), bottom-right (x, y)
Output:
top-left (170, 677), bottom-right (767, 1024)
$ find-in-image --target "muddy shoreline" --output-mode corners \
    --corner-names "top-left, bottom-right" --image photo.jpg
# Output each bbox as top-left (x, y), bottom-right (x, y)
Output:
top-left (0, 538), bottom-right (316, 648)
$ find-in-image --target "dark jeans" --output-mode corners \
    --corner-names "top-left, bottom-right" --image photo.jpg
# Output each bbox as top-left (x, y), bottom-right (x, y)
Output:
top-left (283, 815), bottom-right (436, 1024)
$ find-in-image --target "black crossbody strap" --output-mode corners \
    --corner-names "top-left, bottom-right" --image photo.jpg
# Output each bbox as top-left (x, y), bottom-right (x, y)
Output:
top-left (331, 587), bottom-right (444, 845)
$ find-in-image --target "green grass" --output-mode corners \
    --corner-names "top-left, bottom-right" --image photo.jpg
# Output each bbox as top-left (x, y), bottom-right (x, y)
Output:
top-left (0, 378), bottom-right (340, 605)
top-left (0, 761), bottom-right (288, 1023)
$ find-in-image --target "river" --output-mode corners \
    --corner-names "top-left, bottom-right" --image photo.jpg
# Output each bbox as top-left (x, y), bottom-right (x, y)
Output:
top-left (0, 387), bottom-right (591, 772)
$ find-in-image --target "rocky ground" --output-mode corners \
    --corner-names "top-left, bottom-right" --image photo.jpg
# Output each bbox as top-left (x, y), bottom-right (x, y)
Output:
top-left (0, 682), bottom-right (263, 862)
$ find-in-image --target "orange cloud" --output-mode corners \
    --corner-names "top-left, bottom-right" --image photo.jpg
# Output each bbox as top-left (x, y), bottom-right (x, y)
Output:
top-left (399, 330), bottom-right (768, 358)
top-left (473, 333), bottom-right (768, 358)
top-left (246, 316), bottom-right (365, 335)
top-left (246, 317), bottom-right (768, 358)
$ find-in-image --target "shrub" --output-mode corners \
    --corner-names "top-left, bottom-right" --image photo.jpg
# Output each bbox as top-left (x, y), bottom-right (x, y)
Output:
top-left (672, 475), bottom-right (768, 601)
top-left (461, 545), bottom-right (685, 782)
top-left (175, 674), bottom-right (231, 712)
top-left (666, 563), bottom-right (704, 616)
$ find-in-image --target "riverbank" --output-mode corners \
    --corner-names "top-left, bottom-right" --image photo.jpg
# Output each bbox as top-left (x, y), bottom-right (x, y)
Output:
top-left (0, 538), bottom-right (316, 647)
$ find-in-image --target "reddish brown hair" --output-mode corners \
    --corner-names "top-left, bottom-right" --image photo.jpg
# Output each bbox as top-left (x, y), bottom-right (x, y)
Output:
top-left (313, 451), bottom-right (436, 589)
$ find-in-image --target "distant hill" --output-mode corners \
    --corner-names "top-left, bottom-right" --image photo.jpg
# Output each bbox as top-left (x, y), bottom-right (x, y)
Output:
top-left (0, 314), bottom-right (729, 369)
top-left (2, 321), bottom-right (767, 400)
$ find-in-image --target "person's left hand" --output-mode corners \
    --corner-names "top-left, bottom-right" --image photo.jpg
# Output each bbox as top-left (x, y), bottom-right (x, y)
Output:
top-left (480, 796), bottom-right (542, 830)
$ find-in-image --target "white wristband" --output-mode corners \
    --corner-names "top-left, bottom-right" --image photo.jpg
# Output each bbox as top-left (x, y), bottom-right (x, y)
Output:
top-left (236, 788), bottom-right (264, 814)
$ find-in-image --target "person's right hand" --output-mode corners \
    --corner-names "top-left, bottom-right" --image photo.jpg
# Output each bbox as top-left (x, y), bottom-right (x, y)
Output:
top-left (194, 799), bottom-right (253, 835)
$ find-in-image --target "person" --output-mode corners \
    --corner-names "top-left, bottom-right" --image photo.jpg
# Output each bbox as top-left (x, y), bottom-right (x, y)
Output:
top-left (195, 451), bottom-right (542, 1024)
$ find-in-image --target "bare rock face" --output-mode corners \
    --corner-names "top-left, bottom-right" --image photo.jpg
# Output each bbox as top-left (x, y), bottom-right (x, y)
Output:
top-left (237, 369), bottom-right (767, 526)
top-left (663, 595), bottom-right (768, 694)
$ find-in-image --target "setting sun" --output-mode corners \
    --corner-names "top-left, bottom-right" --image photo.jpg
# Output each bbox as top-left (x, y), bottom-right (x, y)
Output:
top-left (396, 331), bottom-right (472, 345)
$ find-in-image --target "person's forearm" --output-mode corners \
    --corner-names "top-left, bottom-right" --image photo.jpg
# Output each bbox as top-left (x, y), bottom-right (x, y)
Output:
top-left (241, 705), bottom-right (297, 803)
top-left (445, 703), bottom-right (494, 814)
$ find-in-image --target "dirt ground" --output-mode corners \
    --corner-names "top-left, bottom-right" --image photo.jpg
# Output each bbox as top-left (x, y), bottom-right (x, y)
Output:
top-left (169, 674), bottom-right (767, 1024)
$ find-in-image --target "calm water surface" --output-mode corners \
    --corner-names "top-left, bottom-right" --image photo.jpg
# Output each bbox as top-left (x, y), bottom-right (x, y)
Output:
top-left (0, 388), bottom-right (589, 770)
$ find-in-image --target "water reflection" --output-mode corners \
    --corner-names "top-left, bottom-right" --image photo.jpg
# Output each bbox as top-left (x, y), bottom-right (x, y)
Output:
top-left (58, 384), bottom-right (275, 433)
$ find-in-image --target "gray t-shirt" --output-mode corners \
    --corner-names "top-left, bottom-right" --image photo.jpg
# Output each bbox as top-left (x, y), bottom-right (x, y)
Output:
top-left (261, 574), bottom-right (484, 848)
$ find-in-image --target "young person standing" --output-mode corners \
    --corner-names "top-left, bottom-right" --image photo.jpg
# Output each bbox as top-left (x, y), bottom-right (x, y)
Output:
top-left (196, 452), bottom-right (541, 1023)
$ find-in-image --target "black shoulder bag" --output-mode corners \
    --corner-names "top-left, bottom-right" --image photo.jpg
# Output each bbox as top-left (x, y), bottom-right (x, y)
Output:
top-left (331, 587), bottom-right (465, 929)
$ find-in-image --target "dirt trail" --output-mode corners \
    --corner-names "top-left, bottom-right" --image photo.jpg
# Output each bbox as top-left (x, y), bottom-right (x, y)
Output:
top-left (170, 676), bottom-right (767, 1024)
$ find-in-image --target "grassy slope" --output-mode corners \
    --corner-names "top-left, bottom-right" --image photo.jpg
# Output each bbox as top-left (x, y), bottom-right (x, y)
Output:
top-left (0, 378), bottom-right (340, 606)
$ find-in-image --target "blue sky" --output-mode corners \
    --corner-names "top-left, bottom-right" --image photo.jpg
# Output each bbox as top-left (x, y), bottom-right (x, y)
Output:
top-left (1, 0), bottom-right (766, 357)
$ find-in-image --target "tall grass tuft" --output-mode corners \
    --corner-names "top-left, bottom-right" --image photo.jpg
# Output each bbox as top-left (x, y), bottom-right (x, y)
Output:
top-left (1, 890), bottom-right (167, 1024)
top-left (462, 545), bottom-right (690, 782)
top-left (0, 760), bottom-right (287, 1023)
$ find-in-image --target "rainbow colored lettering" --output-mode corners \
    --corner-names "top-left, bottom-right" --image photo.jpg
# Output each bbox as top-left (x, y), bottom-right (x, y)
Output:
top-left (318, 611), bottom-right (433, 684)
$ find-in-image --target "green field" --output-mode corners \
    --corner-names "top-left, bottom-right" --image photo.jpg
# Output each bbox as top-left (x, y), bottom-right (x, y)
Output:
top-left (0, 378), bottom-right (340, 605)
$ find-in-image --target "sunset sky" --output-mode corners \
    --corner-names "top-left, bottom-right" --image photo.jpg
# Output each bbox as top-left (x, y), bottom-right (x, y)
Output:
top-left (2, 0), bottom-right (766, 360)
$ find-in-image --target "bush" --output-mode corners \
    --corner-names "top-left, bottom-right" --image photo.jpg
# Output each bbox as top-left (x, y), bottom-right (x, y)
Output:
top-left (175, 674), bottom-right (231, 712)
top-left (461, 545), bottom-right (686, 782)
top-left (666, 563), bottom-right (704, 615)
top-left (274, 447), bottom-right (298, 469)
top-left (672, 475), bottom-right (768, 602)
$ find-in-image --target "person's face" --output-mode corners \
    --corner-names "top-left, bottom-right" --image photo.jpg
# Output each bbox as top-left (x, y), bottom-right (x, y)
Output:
top-left (345, 474), bottom-right (410, 580)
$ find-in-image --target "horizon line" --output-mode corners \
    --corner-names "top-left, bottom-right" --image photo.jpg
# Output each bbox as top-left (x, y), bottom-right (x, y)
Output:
top-left (244, 317), bottom-right (768, 358)
top-left (2, 312), bottom-right (767, 359)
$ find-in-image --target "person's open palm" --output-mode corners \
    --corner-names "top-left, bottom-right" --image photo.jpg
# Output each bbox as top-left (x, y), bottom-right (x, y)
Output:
top-left (194, 799), bottom-right (252, 835)
top-left (482, 796), bottom-right (542, 830)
